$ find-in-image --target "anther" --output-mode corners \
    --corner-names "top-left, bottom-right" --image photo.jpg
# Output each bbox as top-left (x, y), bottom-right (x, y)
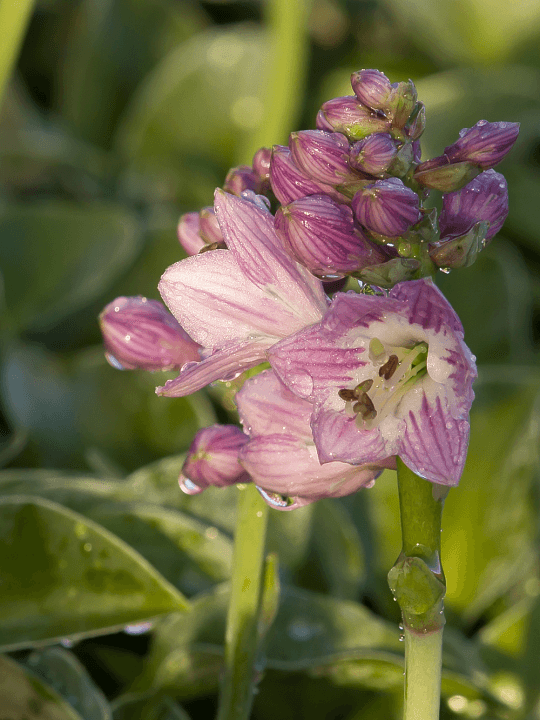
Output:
top-left (338, 388), bottom-right (356, 402)
top-left (379, 354), bottom-right (399, 380)
top-left (353, 393), bottom-right (377, 421)
top-left (355, 378), bottom-right (373, 394)
top-left (199, 241), bottom-right (226, 253)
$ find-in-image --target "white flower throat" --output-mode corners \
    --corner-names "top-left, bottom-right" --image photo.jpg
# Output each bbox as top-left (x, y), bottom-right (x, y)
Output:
top-left (339, 338), bottom-right (429, 429)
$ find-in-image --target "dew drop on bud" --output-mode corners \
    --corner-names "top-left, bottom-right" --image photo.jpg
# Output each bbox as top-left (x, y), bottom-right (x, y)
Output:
top-left (256, 486), bottom-right (293, 508)
top-left (179, 476), bottom-right (203, 495)
top-left (105, 353), bottom-right (127, 370)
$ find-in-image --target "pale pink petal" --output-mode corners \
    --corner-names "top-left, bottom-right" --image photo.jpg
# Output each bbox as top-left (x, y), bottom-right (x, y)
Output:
top-left (397, 381), bottom-right (469, 485)
top-left (311, 402), bottom-right (394, 467)
top-left (389, 278), bottom-right (463, 334)
top-left (156, 338), bottom-right (273, 397)
top-left (214, 189), bottom-right (328, 323)
top-left (159, 250), bottom-right (315, 348)
top-left (236, 369), bottom-right (312, 440)
top-left (239, 433), bottom-right (383, 505)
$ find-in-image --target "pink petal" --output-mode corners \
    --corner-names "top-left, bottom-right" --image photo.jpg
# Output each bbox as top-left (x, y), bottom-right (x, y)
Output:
top-left (159, 250), bottom-right (317, 348)
top-left (156, 338), bottom-right (272, 397)
top-left (398, 383), bottom-right (469, 485)
top-left (389, 278), bottom-right (463, 334)
top-left (214, 189), bottom-right (327, 323)
top-left (236, 369), bottom-right (313, 440)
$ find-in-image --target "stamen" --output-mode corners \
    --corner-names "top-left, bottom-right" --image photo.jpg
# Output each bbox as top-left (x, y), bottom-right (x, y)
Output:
top-left (353, 393), bottom-right (377, 420)
top-left (369, 338), bottom-right (385, 361)
top-left (338, 388), bottom-right (357, 402)
top-left (199, 241), bottom-right (226, 253)
top-left (355, 378), bottom-right (373, 394)
top-left (379, 354), bottom-right (399, 380)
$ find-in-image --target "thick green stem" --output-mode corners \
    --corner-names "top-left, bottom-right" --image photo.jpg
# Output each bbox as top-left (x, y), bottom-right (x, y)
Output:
top-left (217, 484), bottom-right (269, 720)
top-left (0, 0), bottom-right (36, 108)
top-left (388, 458), bottom-right (448, 720)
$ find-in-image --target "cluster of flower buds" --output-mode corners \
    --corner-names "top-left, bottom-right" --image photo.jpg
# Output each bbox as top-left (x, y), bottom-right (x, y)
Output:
top-left (99, 67), bottom-right (518, 510)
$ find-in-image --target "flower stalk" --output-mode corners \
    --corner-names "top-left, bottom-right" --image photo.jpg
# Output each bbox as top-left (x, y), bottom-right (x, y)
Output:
top-left (217, 483), bottom-right (269, 720)
top-left (388, 458), bottom-right (448, 720)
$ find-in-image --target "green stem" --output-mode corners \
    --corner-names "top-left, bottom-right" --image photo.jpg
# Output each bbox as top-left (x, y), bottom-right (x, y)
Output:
top-left (240, 0), bottom-right (311, 161)
top-left (217, 483), bottom-right (269, 720)
top-left (0, 0), bottom-right (36, 108)
top-left (388, 458), bottom-right (448, 720)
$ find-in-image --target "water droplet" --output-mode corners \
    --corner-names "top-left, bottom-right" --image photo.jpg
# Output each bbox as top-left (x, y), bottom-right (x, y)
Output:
top-left (439, 267), bottom-right (451, 275)
top-left (60, 638), bottom-right (74, 648)
top-left (124, 334), bottom-right (131, 342)
top-left (256, 487), bottom-right (293, 508)
top-left (83, 542), bottom-right (92, 552)
top-left (287, 618), bottom-right (321, 641)
top-left (124, 621), bottom-right (153, 635)
top-left (204, 526), bottom-right (218, 540)
top-left (399, 635), bottom-right (404, 642)
top-left (179, 476), bottom-right (203, 495)
top-left (105, 353), bottom-right (127, 370)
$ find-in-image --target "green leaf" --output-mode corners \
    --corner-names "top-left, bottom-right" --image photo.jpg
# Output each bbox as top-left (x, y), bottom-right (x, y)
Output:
top-left (0, 654), bottom-right (84, 720)
top-left (22, 647), bottom-right (111, 720)
top-left (0, 202), bottom-right (143, 334)
top-left (114, 26), bottom-right (268, 203)
top-left (60, 0), bottom-right (208, 147)
top-left (112, 694), bottom-right (192, 720)
top-left (0, 495), bottom-right (188, 651)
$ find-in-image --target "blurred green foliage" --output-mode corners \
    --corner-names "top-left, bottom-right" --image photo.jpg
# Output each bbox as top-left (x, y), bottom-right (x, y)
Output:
top-left (0, 0), bottom-right (540, 718)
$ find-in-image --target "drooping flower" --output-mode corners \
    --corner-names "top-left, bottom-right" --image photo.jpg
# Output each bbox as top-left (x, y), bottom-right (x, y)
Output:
top-left (156, 189), bottom-right (328, 397)
top-left (267, 278), bottom-right (477, 486)
top-left (236, 369), bottom-right (395, 509)
top-left (179, 424), bottom-right (250, 495)
top-left (100, 296), bottom-right (201, 371)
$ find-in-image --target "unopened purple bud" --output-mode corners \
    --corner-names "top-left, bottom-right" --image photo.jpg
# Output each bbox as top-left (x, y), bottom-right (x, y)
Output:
top-left (275, 194), bottom-right (386, 276)
top-left (252, 147), bottom-right (272, 182)
top-left (414, 157), bottom-right (481, 192)
top-left (100, 296), bottom-right (201, 371)
top-left (315, 110), bottom-right (334, 132)
top-left (350, 69), bottom-right (392, 111)
top-left (177, 212), bottom-right (206, 256)
top-left (439, 170), bottom-right (508, 243)
top-left (317, 96), bottom-right (390, 141)
top-left (349, 133), bottom-right (397, 176)
top-left (444, 120), bottom-right (520, 169)
top-left (223, 165), bottom-right (261, 196)
top-left (269, 145), bottom-right (348, 205)
top-left (180, 424), bottom-right (250, 492)
top-left (199, 206), bottom-right (224, 245)
top-left (352, 177), bottom-right (421, 237)
top-left (289, 130), bottom-right (357, 185)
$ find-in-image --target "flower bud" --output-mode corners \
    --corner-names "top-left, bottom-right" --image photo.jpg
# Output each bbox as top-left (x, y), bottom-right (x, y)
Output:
top-left (405, 102), bottom-right (426, 140)
top-left (289, 130), bottom-right (357, 185)
top-left (387, 80), bottom-right (418, 128)
top-left (269, 145), bottom-right (348, 205)
top-left (350, 69), bottom-right (393, 111)
top-left (444, 120), bottom-right (520, 169)
top-left (352, 177), bottom-right (421, 237)
top-left (317, 96), bottom-right (390, 141)
top-left (177, 212), bottom-right (206, 255)
top-left (179, 424), bottom-right (250, 494)
top-left (439, 170), bottom-right (508, 243)
top-left (429, 221), bottom-right (488, 269)
top-left (223, 165), bottom-right (261, 196)
top-left (353, 257), bottom-right (422, 288)
top-left (252, 147), bottom-right (272, 182)
top-left (199, 206), bottom-right (224, 245)
top-left (275, 194), bottom-right (386, 276)
top-left (349, 133), bottom-right (397, 176)
top-left (100, 296), bottom-right (201, 371)
top-left (413, 157), bottom-right (481, 192)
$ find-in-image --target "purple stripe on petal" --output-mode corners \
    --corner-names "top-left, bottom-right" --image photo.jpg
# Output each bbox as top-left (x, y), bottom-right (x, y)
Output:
top-left (398, 389), bottom-right (469, 485)
top-left (156, 338), bottom-right (272, 397)
top-left (389, 278), bottom-right (463, 334)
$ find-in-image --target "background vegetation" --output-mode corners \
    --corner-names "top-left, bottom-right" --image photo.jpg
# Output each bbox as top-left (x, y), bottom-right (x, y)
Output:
top-left (0, 0), bottom-right (539, 718)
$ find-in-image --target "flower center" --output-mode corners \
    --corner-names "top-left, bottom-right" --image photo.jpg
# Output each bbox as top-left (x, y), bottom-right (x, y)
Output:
top-left (338, 338), bottom-right (428, 429)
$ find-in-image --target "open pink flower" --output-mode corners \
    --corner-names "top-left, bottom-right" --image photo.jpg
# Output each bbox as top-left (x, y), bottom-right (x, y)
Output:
top-left (236, 370), bottom-right (395, 509)
top-left (156, 190), bottom-right (328, 397)
top-left (268, 279), bottom-right (477, 486)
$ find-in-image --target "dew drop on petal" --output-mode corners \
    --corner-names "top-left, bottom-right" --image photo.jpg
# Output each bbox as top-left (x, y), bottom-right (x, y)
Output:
top-left (179, 476), bottom-right (203, 495)
top-left (105, 353), bottom-right (127, 370)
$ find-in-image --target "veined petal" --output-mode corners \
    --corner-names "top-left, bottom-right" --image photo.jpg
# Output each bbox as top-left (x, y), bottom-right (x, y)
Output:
top-left (214, 189), bottom-right (327, 322)
top-left (159, 250), bottom-right (317, 348)
top-left (156, 338), bottom-right (272, 397)
top-left (389, 277), bottom-right (463, 334)
top-left (311, 402), bottom-right (394, 466)
top-left (269, 323), bottom-right (368, 401)
top-left (239, 434), bottom-right (383, 505)
top-left (398, 380), bottom-right (469, 485)
top-left (236, 369), bottom-right (312, 440)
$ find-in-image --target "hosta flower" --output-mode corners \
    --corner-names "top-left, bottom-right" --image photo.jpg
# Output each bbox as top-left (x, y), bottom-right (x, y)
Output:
top-left (156, 189), bottom-right (328, 396)
top-left (177, 212), bottom-right (206, 256)
top-left (100, 296), bottom-right (201, 371)
top-left (179, 424), bottom-right (250, 495)
top-left (268, 278), bottom-right (477, 486)
top-left (352, 177), bottom-right (421, 237)
top-left (444, 120), bottom-right (519, 169)
top-left (236, 370), bottom-right (395, 509)
top-left (349, 134), bottom-right (398, 176)
top-left (269, 145), bottom-right (348, 205)
top-left (288, 130), bottom-right (358, 186)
